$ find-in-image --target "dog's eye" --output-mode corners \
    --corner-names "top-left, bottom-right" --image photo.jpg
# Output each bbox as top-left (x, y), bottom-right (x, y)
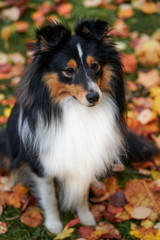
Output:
top-left (65, 67), bottom-right (75, 74)
top-left (91, 62), bottom-right (100, 72)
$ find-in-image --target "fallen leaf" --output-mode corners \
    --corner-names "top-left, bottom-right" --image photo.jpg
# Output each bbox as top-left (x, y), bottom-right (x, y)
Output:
top-left (131, 206), bottom-right (152, 219)
top-left (118, 4), bottom-right (134, 18)
top-left (107, 203), bottom-right (123, 214)
top-left (1, 6), bottom-right (21, 21)
top-left (137, 109), bottom-right (157, 125)
top-left (1, 26), bottom-right (15, 49)
top-left (141, 219), bottom-right (153, 229)
top-left (95, 221), bottom-right (122, 239)
top-left (137, 69), bottom-right (160, 89)
top-left (0, 116), bottom-right (8, 125)
top-left (20, 207), bottom-right (43, 228)
top-left (0, 52), bottom-right (8, 64)
top-left (141, 2), bottom-right (158, 15)
top-left (130, 226), bottom-right (160, 240)
top-left (56, 3), bottom-right (73, 16)
top-left (125, 179), bottom-right (160, 214)
top-left (136, 40), bottom-right (160, 66)
top-left (115, 210), bottom-right (131, 222)
top-left (151, 170), bottom-right (160, 180)
top-left (154, 222), bottom-right (160, 229)
top-left (105, 177), bottom-right (121, 196)
top-left (83, 0), bottom-right (104, 8)
top-left (65, 218), bottom-right (80, 228)
top-left (111, 19), bottom-right (130, 38)
top-left (0, 206), bottom-right (3, 217)
top-left (3, 107), bottom-right (12, 118)
top-left (91, 203), bottom-right (106, 220)
top-left (121, 53), bottom-right (137, 73)
top-left (110, 190), bottom-right (126, 207)
top-left (0, 221), bottom-right (8, 234)
top-left (31, 11), bottom-right (45, 27)
top-left (78, 226), bottom-right (93, 239)
top-left (14, 21), bottom-right (29, 33)
top-left (8, 182), bottom-right (28, 208)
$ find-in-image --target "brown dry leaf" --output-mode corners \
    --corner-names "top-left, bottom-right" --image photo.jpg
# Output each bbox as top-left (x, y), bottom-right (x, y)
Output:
top-left (137, 109), bottom-right (157, 125)
top-left (56, 3), bottom-right (73, 16)
top-left (115, 210), bottom-right (131, 222)
top-left (37, 1), bottom-right (52, 15)
top-left (121, 52), bottom-right (137, 73)
top-left (8, 52), bottom-right (25, 64)
top-left (127, 81), bottom-right (138, 91)
top-left (95, 221), bottom-right (122, 239)
top-left (125, 179), bottom-right (160, 214)
top-left (0, 221), bottom-right (8, 234)
top-left (91, 203), bottom-right (106, 220)
top-left (154, 222), bottom-right (160, 229)
top-left (107, 203), bottom-right (123, 214)
top-left (141, 2), bottom-right (158, 15)
top-left (131, 206), bottom-right (152, 219)
top-left (109, 190), bottom-right (126, 207)
top-left (8, 182), bottom-right (28, 208)
top-left (20, 207), bottom-right (43, 228)
top-left (136, 40), bottom-right (160, 66)
top-left (132, 97), bottom-right (153, 109)
top-left (90, 181), bottom-right (109, 202)
top-left (78, 226), bottom-right (93, 239)
top-left (105, 176), bottom-right (121, 196)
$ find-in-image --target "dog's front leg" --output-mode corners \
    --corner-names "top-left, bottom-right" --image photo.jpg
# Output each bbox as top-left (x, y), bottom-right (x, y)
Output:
top-left (76, 183), bottom-right (96, 226)
top-left (35, 176), bottom-right (63, 234)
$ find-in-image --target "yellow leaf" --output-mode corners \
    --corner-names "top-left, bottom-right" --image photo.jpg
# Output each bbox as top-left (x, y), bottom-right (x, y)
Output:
top-left (141, 219), bottom-right (153, 229)
top-left (0, 94), bottom-right (5, 102)
top-left (3, 107), bottom-right (11, 118)
top-left (150, 87), bottom-right (160, 98)
top-left (151, 96), bottom-right (160, 115)
top-left (151, 170), bottom-right (160, 180)
top-left (130, 227), bottom-right (160, 240)
top-left (55, 227), bottom-right (74, 240)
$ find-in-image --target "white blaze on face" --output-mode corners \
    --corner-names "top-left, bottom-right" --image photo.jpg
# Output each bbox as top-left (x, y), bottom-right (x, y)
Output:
top-left (76, 42), bottom-right (102, 106)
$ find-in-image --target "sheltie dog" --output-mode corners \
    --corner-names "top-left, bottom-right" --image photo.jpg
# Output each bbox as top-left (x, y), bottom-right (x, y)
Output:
top-left (0, 19), bottom-right (145, 234)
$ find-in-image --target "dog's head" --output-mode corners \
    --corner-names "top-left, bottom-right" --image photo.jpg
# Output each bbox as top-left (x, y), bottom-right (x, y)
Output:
top-left (33, 19), bottom-right (125, 109)
top-left (18, 19), bottom-right (126, 120)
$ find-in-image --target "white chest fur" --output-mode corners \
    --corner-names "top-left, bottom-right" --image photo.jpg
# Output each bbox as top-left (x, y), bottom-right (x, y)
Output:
top-left (36, 95), bottom-right (124, 181)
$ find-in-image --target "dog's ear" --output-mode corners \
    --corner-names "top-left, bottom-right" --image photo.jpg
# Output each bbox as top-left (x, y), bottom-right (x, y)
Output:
top-left (36, 20), bottom-right (71, 51)
top-left (75, 19), bottom-right (109, 40)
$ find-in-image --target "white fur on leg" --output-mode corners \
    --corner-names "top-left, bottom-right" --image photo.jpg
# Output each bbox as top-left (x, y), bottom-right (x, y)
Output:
top-left (76, 184), bottom-right (96, 226)
top-left (34, 176), bottom-right (63, 234)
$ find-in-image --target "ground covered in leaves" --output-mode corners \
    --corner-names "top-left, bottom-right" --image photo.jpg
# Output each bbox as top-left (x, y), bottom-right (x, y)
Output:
top-left (0, 0), bottom-right (160, 239)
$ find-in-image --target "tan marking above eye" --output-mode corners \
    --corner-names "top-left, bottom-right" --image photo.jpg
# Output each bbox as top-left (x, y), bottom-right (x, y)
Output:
top-left (86, 55), bottom-right (95, 66)
top-left (67, 59), bottom-right (77, 70)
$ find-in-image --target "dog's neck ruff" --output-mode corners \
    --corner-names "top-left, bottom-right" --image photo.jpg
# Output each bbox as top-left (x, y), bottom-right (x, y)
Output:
top-left (33, 94), bottom-right (124, 179)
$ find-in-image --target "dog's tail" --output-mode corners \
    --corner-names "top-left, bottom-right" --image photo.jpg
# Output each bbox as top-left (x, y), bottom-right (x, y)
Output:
top-left (126, 130), bottom-right (158, 161)
top-left (0, 129), bottom-right (11, 175)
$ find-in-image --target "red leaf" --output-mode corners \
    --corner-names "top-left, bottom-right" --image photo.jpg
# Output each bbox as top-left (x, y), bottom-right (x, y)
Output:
top-left (65, 218), bottom-right (80, 228)
top-left (78, 226), bottom-right (94, 239)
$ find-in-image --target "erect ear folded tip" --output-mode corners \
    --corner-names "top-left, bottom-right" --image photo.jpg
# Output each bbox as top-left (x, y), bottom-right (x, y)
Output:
top-left (75, 19), bottom-right (109, 40)
top-left (35, 19), bottom-right (71, 51)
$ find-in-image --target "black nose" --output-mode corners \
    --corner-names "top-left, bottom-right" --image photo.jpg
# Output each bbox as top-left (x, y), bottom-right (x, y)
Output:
top-left (86, 92), bottom-right (99, 104)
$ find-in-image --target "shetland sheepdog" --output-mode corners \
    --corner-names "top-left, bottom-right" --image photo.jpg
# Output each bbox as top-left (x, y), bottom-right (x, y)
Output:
top-left (0, 19), bottom-right (157, 234)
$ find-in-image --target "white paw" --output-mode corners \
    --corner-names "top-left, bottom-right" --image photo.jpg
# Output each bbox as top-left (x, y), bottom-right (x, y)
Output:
top-left (45, 219), bottom-right (63, 234)
top-left (78, 211), bottom-right (96, 226)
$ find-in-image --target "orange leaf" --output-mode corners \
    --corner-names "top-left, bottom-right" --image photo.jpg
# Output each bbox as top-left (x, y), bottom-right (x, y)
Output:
top-left (141, 2), bottom-right (158, 15)
top-left (20, 207), bottom-right (44, 228)
top-left (56, 3), bottom-right (73, 16)
top-left (118, 9), bottom-right (134, 18)
top-left (65, 218), bottom-right (80, 228)
top-left (121, 53), bottom-right (137, 73)
top-left (91, 203), bottom-right (106, 220)
top-left (14, 21), bottom-right (29, 33)
top-left (137, 70), bottom-right (160, 89)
